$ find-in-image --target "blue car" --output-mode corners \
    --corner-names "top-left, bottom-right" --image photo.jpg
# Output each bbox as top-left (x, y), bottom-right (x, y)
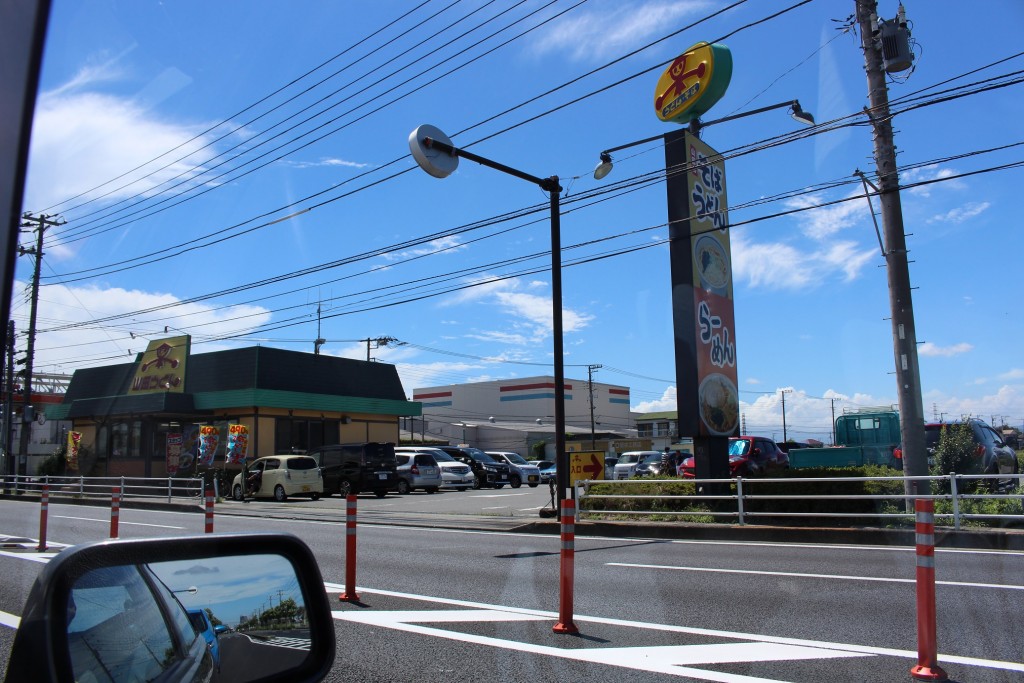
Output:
top-left (187, 608), bottom-right (221, 670)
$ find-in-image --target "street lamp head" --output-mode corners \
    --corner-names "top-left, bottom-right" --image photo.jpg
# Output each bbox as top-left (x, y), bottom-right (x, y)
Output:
top-left (592, 152), bottom-right (613, 180)
top-left (790, 101), bottom-right (815, 126)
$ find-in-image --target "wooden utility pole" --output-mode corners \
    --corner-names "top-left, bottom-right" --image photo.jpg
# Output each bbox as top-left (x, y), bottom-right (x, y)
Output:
top-left (856, 0), bottom-right (928, 495)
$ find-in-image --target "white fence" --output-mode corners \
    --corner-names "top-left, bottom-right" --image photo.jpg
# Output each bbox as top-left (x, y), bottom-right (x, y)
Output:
top-left (2, 474), bottom-right (206, 504)
top-left (576, 473), bottom-right (1024, 530)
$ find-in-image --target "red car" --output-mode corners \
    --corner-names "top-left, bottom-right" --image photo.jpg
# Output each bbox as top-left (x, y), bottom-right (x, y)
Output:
top-left (679, 436), bottom-right (790, 478)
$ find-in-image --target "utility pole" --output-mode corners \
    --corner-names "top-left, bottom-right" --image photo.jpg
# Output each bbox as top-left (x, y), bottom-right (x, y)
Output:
top-left (780, 389), bottom-right (792, 443)
top-left (856, 0), bottom-right (928, 497)
top-left (362, 336), bottom-right (398, 362)
top-left (830, 397), bottom-right (842, 445)
top-left (587, 364), bottom-right (602, 450)
top-left (16, 213), bottom-right (64, 477)
top-left (3, 322), bottom-right (13, 491)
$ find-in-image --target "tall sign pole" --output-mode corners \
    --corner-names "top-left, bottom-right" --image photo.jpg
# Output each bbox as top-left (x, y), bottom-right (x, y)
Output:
top-left (856, 0), bottom-right (928, 497)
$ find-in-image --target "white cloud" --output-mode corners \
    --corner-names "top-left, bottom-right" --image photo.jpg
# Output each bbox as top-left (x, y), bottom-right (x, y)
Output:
top-left (731, 234), bottom-right (875, 290)
top-left (633, 385), bottom-right (676, 413)
top-left (918, 342), bottom-right (973, 358)
top-left (746, 377), bottom-right (761, 385)
top-left (380, 235), bottom-right (465, 262)
top-left (527, 1), bottom-right (712, 62)
top-left (903, 165), bottom-right (965, 197)
top-left (927, 202), bottom-right (990, 225)
top-left (1000, 368), bottom-right (1024, 381)
top-left (281, 157), bottom-right (370, 170)
top-left (784, 191), bottom-right (871, 240)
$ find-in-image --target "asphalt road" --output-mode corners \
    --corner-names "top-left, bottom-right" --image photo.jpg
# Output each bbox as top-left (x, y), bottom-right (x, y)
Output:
top-left (1, 495), bottom-right (1022, 682)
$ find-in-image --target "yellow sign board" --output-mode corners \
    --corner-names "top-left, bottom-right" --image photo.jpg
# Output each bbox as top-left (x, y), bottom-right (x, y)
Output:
top-left (654, 42), bottom-right (733, 125)
top-left (128, 335), bottom-right (190, 394)
top-left (569, 450), bottom-right (605, 484)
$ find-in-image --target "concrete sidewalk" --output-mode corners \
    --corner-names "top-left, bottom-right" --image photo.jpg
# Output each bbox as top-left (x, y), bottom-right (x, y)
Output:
top-left (4, 491), bottom-right (1023, 550)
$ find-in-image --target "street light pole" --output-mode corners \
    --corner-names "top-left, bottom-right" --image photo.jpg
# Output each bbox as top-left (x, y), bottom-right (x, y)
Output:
top-left (409, 126), bottom-right (568, 505)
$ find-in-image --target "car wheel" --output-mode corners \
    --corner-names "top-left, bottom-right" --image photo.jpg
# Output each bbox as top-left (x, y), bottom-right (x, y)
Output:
top-left (274, 485), bottom-right (287, 502)
top-left (310, 492), bottom-right (321, 501)
top-left (528, 483), bottom-right (538, 488)
top-left (472, 476), bottom-right (482, 490)
top-left (397, 479), bottom-right (411, 495)
top-left (426, 487), bottom-right (438, 494)
top-left (374, 490), bottom-right (387, 498)
top-left (509, 475), bottom-right (522, 489)
top-left (232, 484), bottom-right (243, 501)
top-left (338, 480), bottom-right (352, 497)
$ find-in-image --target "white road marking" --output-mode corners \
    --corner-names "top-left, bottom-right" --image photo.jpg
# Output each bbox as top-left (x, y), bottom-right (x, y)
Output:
top-left (0, 549), bottom-right (59, 563)
top-left (326, 583), bottom-right (1024, 674)
top-left (53, 515), bottom-right (185, 529)
top-left (664, 538), bottom-right (1024, 557)
top-left (0, 610), bottom-right (20, 628)
top-left (469, 492), bottom-right (533, 498)
top-left (607, 562), bottom-right (1024, 591)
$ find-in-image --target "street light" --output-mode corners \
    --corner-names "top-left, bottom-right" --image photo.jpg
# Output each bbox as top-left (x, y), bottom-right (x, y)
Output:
top-left (408, 125), bottom-right (569, 506)
top-left (593, 99), bottom-right (813, 180)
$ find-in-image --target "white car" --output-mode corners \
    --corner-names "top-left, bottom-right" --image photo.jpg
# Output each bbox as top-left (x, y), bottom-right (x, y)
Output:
top-left (394, 446), bottom-right (474, 490)
top-left (612, 451), bottom-right (663, 480)
top-left (486, 451), bottom-right (542, 488)
top-left (231, 454), bottom-right (323, 501)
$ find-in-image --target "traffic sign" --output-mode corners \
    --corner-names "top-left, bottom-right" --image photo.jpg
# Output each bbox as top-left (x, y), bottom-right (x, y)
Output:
top-left (568, 451), bottom-right (605, 484)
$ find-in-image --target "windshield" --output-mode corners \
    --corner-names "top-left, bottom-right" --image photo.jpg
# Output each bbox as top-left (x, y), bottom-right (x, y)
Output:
top-left (463, 448), bottom-right (496, 463)
top-left (729, 439), bottom-right (751, 456)
top-left (617, 454), bottom-right (641, 464)
top-left (502, 453), bottom-right (529, 465)
top-left (428, 451), bottom-right (456, 462)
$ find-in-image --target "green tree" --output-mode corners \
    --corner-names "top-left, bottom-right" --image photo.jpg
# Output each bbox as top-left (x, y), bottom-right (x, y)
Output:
top-left (204, 608), bottom-right (223, 628)
top-left (931, 422), bottom-right (981, 492)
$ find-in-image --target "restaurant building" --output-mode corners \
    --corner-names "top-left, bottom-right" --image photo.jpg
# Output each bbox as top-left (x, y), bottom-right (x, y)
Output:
top-left (49, 336), bottom-right (420, 477)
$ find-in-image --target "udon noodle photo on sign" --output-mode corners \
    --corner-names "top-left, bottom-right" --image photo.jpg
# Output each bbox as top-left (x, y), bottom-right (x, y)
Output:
top-left (698, 372), bottom-right (739, 436)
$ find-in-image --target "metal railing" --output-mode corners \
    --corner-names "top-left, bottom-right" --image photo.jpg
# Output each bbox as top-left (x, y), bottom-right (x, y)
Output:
top-left (1, 474), bottom-right (206, 504)
top-left (575, 473), bottom-right (1024, 530)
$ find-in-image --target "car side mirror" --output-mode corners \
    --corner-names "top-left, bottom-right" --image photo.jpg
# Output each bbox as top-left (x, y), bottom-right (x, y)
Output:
top-left (5, 533), bottom-right (335, 683)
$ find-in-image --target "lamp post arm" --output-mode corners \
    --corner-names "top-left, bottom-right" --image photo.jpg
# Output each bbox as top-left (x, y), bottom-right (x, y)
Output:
top-left (699, 100), bottom-right (797, 128)
top-left (422, 137), bottom-right (558, 191)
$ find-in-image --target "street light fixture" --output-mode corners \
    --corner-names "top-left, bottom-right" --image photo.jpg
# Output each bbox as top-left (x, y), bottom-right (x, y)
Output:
top-left (593, 99), bottom-right (814, 180)
top-left (408, 124), bottom-right (569, 506)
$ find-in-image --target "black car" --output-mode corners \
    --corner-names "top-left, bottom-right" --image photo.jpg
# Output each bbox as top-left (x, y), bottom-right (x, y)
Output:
top-left (305, 442), bottom-right (398, 498)
top-left (924, 420), bottom-right (1018, 480)
top-left (436, 446), bottom-right (512, 489)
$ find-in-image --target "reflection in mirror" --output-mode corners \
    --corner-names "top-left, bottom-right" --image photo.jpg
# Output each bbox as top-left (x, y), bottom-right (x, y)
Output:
top-left (67, 554), bottom-right (311, 683)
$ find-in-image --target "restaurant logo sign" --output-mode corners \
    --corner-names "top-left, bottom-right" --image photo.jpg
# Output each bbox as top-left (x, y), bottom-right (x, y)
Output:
top-left (654, 42), bottom-right (732, 125)
top-left (128, 335), bottom-right (190, 394)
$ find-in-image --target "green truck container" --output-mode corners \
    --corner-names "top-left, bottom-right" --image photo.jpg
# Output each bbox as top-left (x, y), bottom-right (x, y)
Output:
top-left (789, 410), bottom-right (902, 469)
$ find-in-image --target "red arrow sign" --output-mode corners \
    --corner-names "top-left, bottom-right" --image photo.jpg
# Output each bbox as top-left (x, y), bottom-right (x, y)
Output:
top-left (582, 454), bottom-right (603, 480)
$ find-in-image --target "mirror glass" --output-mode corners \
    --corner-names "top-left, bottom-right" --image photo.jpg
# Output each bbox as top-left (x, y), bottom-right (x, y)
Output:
top-left (67, 554), bottom-right (311, 682)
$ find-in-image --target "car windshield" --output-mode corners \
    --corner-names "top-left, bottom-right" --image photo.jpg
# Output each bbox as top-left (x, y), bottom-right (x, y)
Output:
top-left (617, 454), bottom-right (641, 464)
top-left (502, 453), bottom-right (529, 465)
top-left (464, 448), bottom-right (496, 463)
top-left (729, 440), bottom-right (751, 456)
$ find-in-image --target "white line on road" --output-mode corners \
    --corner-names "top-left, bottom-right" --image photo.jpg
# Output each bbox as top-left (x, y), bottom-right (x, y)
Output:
top-left (607, 562), bottom-right (1024, 591)
top-left (469, 492), bottom-right (534, 498)
top-left (53, 515), bottom-right (185, 529)
top-left (0, 610), bottom-right (19, 629)
top-left (0, 549), bottom-right (60, 563)
top-left (325, 582), bottom-right (1024, 674)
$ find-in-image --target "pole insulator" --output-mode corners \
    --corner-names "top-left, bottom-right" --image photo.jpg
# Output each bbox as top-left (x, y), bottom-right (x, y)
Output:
top-left (339, 494), bottom-right (359, 601)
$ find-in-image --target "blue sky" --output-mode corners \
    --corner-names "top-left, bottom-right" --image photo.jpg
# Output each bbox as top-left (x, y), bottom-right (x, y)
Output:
top-left (16, 0), bottom-right (1024, 442)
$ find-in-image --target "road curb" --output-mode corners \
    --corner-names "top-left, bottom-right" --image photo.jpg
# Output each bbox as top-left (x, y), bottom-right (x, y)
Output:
top-left (0, 492), bottom-right (202, 514)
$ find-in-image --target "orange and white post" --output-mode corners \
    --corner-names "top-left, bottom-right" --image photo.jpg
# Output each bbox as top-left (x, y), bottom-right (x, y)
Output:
top-left (36, 484), bottom-right (49, 552)
top-left (552, 498), bottom-right (578, 634)
top-left (204, 489), bottom-right (215, 533)
top-left (911, 498), bottom-right (947, 681)
top-left (339, 494), bottom-right (359, 602)
top-left (110, 485), bottom-right (122, 539)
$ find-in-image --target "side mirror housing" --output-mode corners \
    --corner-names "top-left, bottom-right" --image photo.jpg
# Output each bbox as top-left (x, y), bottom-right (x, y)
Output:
top-left (5, 533), bottom-right (335, 683)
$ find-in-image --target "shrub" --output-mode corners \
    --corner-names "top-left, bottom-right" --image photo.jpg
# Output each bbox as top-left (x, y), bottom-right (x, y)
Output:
top-left (931, 421), bottom-right (984, 493)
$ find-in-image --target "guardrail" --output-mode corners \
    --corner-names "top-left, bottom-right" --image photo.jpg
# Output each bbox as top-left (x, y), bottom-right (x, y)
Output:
top-left (575, 473), bottom-right (1024, 530)
top-left (1, 474), bottom-right (205, 504)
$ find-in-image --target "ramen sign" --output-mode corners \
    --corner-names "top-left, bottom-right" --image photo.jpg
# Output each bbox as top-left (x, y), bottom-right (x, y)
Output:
top-left (654, 42), bottom-right (733, 125)
top-left (687, 135), bottom-right (738, 437)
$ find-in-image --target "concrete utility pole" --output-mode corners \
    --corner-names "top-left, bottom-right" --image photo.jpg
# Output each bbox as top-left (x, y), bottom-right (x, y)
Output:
top-left (16, 213), bottom-right (63, 476)
top-left (3, 321), bottom-right (13, 490)
top-left (830, 397), bottom-right (842, 445)
top-left (780, 389), bottom-right (792, 443)
top-left (856, 0), bottom-right (928, 496)
top-left (587, 364), bottom-right (602, 450)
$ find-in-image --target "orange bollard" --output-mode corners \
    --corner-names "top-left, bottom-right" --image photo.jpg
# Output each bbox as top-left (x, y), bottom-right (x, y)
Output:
top-left (910, 498), bottom-right (947, 681)
top-left (552, 498), bottom-right (578, 634)
top-left (204, 489), bottom-right (214, 533)
top-left (339, 494), bottom-right (359, 601)
top-left (37, 485), bottom-right (49, 552)
top-left (110, 486), bottom-right (122, 539)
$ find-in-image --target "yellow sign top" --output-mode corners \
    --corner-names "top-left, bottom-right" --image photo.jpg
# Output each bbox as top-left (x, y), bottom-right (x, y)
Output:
top-left (128, 335), bottom-right (190, 394)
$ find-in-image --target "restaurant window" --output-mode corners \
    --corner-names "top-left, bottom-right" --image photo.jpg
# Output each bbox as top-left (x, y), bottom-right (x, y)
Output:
top-left (96, 424), bottom-right (109, 459)
top-left (275, 417), bottom-right (339, 453)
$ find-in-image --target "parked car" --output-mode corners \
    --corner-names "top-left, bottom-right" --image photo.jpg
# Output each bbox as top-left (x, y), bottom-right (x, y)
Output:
top-left (436, 446), bottom-right (511, 489)
top-left (604, 456), bottom-right (618, 480)
top-left (679, 437), bottom-right (789, 478)
top-left (394, 452), bottom-right (443, 494)
top-left (925, 419), bottom-right (1019, 482)
top-left (613, 451), bottom-right (663, 480)
top-left (777, 441), bottom-right (811, 454)
top-left (528, 459), bottom-right (554, 471)
top-left (486, 451), bottom-right (541, 488)
top-left (537, 462), bottom-right (557, 484)
top-left (395, 446), bottom-right (475, 490)
top-left (304, 442), bottom-right (398, 498)
top-left (230, 455), bottom-right (323, 502)
top-left (186, 608), bottom-right (221, 670)
top-left (634, 452), bottom-right (667, 477)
